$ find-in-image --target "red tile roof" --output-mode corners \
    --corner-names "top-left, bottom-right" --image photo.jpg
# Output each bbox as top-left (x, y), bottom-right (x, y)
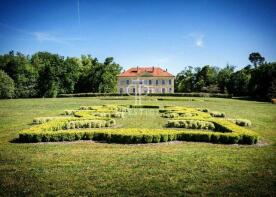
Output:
top-left (118, 67), bottom-right (174, 77)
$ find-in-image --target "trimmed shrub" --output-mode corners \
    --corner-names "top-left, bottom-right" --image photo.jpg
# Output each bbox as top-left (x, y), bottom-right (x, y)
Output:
top-left (152, 135), bottom-right (161, 143)
top-left (160, 134), bottom-right (168, 142)
top-left (130, 105), bottom-right (159, 109)
top-left (227, 119), bottom-right (252, 127)
top-left (63, 110), bottom-right (76, 115)
top-left (161, 113), bottom-right (179, 118)
top-left (33, 117), bottom-right (54, 124)
top-left (166, 120), bottom-right (215, 130)
top-left (143, 135), bottom-right (153, 143)
top-left (210, 111), bottom-right (226, 117)
top-left (82, 132), bottom-right (94, 140)
top-left (197, 108), bottom-right (209, 112)
top-left (131, 135), bottom-right (143, 143)
top-left (210, 133), bottom-right (220, 143)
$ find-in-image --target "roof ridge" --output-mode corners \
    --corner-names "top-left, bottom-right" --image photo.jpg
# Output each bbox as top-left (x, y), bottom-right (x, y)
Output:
top-left (118, 66), bottom-right (174, 77)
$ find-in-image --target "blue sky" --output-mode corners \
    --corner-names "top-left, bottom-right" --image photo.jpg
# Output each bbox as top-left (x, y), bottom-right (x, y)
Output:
top-left (0, 0), bottom-right (275, 74)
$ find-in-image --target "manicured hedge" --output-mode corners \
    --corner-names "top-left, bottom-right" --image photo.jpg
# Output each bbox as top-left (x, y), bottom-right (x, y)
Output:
top-left (161, 112), bottom-right (179, 118)
top-left (78, 105), bottom-right (128, 112)
top-left (18, 128), bottom-right (258, 144)
top-left (227, 119), bottom-right (252, 127)
top-left (24, 117), bottom-right (116, 134)
top-left (166, 120), bottom-right (215, 130)
top-left (18, 104), bottom-right (259, 145)
top-left (92, 112), bottom-right (124, 118)
top-left (33, 117), bottom-right (55, 124)
top-left (129, 105), bottom-right (159, 108)
top-left (157, 98), bottom-right (203, 101)
top-left (210, 111), bottom-right (226, 117)
top-left (58, 92), bottom-right (232, 98)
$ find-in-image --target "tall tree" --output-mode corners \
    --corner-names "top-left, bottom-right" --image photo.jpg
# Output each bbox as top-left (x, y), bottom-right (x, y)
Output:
top-left (249, 62), bottom-right (276, 99)
top-left (217, 64), bottom-right (234, 93)
top-left (227, 68), bottom-right (251, 96)
top-left (195, 65), bottom-right (219, 92)
top-left (175, 66), bottom-right (195, 92)
top-left (0, 51), bottom-right (38, 97)
top-left (31, 52), bottom-right (64, 97)
top-left (99, 57), bottom-right (122, 93)
top-left (74, 55), bottom-right (98, 93)
top-left (249, 52), bottom-right (265, 68)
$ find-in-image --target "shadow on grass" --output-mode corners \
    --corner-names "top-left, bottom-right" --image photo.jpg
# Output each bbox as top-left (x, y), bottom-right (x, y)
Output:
top-left (232, 96), bottom-right (270, 103)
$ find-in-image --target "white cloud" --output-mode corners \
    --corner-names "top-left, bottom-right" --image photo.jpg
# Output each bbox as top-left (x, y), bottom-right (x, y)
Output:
top-left (33, 32), bottom-right (57, 42)
top-left (185, 33), bottom-right (205, 48)
top-left (195, 34), bottom-right (204, 48)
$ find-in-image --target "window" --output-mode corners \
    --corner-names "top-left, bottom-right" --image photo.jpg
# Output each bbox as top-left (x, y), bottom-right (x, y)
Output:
top-left (162, 80), bottom-right (165, 85)
top-left (149, 80), bottom-right (152, 85)
top-left (126, 80), bottom-right (129, 85)
top-left (162, 88), bottom-right (165, 93)
top-left (169, 79), bottom-right (171, 85)
top-left (156, 80), bottom-right (159, 85)
top-left (120, 88), bottom-right (123, 94)
top-left (133, 88), bottom-right (135, 93)
top-left (169, 88), bottom-right (172, 93)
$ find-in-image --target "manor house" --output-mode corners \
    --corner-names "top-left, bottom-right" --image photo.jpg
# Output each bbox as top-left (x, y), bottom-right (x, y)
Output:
top-left (117, 67), bottom-right (174, 94)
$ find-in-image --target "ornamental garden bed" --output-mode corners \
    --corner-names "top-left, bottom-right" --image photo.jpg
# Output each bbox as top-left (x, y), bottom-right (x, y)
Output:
top-left (17, 104), bottom-right (259, 144)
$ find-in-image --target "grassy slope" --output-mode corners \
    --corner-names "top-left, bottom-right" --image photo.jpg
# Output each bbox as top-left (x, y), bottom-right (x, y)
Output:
top-left (0, 97), bottom-right (275, 196)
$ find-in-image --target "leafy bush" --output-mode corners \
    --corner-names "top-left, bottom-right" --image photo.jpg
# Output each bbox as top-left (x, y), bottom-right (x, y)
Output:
top-left (0, 70), bottom-right (15, 99)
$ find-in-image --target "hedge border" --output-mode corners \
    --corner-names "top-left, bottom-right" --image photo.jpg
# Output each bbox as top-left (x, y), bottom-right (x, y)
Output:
top-left (58, 92), bottom-right (232, 98)
top-left (17, 105), bottom-right (259, 145)
top-left (18, 128), bottom-right (258, 144)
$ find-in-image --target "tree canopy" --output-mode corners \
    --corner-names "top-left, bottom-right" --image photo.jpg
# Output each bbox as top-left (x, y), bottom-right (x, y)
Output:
top-left (0, 51), bottom-right (275, 101)
top-left (175, 52), bottom-right (275, 100)
top-left (0, 51), bottom-right (121, 98)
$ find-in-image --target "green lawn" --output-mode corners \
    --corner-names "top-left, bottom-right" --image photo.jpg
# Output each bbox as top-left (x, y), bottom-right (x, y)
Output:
top-left (0, 97), bottom-right (275, 196)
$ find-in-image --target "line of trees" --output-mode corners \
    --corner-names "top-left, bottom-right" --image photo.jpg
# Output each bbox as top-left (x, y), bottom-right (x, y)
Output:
top-left (175, 52), bottom-right (276, 100)
top-left (0, 51), bottom-right (122, 98)
top-left (0, 51), bottom-right (275, 100)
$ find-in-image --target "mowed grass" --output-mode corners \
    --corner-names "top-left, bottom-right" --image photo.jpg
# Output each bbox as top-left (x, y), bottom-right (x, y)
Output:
top-left (0, 97), bottom-right (275, 196)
